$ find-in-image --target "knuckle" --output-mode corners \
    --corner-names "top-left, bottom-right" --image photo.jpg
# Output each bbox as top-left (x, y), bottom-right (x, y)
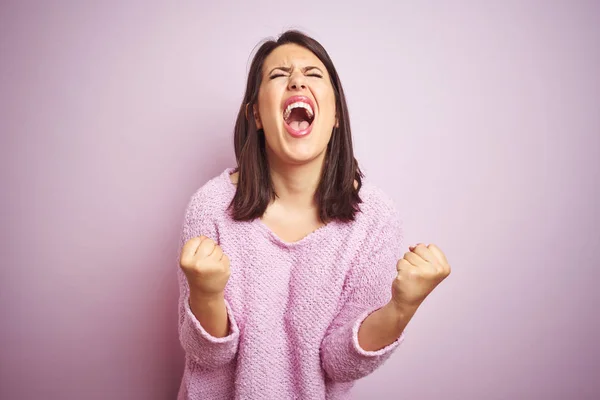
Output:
top-left (179, 254), bottom-right (190, 265)
top-left (197, 243), bottom-right (213, 257)
top-left (198, 238), bottom-right (212, 248)
top-left (408, 268), bottom-right (422, 279)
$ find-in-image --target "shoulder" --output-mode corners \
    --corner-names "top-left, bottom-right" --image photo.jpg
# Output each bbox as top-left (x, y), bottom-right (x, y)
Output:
top-left (355, 180), bottom-right (401, 228)
top-left (336, 180), bottom-right (404, 264)
top-left (185, 168), bottom-right (236, 219)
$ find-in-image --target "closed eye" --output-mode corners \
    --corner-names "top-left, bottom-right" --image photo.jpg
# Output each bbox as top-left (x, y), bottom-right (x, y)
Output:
top-left (269, 73), bottom-right (323, 79)
top-left (269, 74), bottom-right (286, 80)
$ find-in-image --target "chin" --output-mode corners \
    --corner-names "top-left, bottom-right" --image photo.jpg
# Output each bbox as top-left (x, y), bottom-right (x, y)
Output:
top-left (264, 124), bottom-right (331, 166)
top-left (281, 143), bottom-right (328, 166)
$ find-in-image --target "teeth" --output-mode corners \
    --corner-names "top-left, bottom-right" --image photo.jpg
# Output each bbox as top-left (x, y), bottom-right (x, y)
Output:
top-left (283, 101), bottom-right (314, 121)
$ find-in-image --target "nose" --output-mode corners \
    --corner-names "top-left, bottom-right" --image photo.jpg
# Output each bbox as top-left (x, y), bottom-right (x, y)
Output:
top-left (288, 72), bottom-right (307, 91)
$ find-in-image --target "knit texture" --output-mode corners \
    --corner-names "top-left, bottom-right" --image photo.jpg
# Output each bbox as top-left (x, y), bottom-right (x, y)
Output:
top-left (177, 168), bottom-right (405, 400)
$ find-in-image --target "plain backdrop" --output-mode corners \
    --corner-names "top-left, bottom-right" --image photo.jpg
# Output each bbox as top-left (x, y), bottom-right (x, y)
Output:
top-left (1, 1), bottom-right (599, 399)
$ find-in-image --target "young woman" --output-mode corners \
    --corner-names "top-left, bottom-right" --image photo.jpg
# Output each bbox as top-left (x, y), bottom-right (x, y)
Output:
top-left (177, 30), bottom-right (451, 399)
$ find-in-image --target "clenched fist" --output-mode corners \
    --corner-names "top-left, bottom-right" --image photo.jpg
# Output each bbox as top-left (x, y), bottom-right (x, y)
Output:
top-left (392, 243), bottom-right (451, 309)
top-left (179, 236), bottom-right (231, 297)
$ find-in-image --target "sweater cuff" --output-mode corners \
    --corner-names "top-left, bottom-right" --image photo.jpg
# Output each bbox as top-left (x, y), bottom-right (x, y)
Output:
top-left (184, 295), bottom-right (240, 343)
top-left (351, 309), bottom-right (405, 357)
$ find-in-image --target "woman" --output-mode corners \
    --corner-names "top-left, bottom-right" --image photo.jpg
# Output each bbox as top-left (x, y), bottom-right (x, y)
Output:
top-left (177, 30), bottom-right (451, 399)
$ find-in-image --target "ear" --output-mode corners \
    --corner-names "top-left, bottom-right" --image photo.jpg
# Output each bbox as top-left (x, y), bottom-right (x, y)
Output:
top-left (335, 116), bottom-right (339, 128)
top-left (253, 104), bottom-right (262, 129)
top-left (245, 103), bottom-right (263, 130)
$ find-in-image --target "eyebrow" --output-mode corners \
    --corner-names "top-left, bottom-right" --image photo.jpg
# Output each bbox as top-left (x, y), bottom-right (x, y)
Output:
top-left (268, 66), bottom-right (324, 75)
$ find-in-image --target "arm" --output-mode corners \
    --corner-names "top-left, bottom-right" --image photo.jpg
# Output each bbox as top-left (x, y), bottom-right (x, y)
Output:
top-left (357, 301), bottom-right (418, 351)
top-left (177, 192), bottom-right (240, 368)
top-left (189, 291), bottom-right (229, 338)
top-left (320, 210), bottom-right (405, 383)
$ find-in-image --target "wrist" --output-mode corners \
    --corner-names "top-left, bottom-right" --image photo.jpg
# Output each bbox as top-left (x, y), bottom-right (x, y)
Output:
top-left (189, 289), bottom-right (225, 305)
top-left (386, 300), bottom-right (419, 324)
top-left (187, 289), bottom-right (229, 338)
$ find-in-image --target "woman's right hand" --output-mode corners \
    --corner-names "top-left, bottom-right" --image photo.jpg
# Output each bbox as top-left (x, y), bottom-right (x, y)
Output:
top-left (179, 236), bottom-right (231, 298)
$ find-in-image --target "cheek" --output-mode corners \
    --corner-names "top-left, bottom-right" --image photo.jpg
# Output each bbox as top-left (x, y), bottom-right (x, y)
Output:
top-left (320, 91), bottom-right (337, 124)
top-left (258, 86), bottom-right (281, 120)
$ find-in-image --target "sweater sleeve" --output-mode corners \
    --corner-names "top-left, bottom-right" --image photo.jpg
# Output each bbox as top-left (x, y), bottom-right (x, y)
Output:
top-left (320, 209), bottom-right (405, 383)
top-left (177, 190), bottom-right (240, 368)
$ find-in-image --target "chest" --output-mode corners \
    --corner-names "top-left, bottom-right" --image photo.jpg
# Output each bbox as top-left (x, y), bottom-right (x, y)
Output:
top-left (216, 223), bottom-right (361, 334)
top-left (259, 207), bottom-right (325, 244)
top-left (213, 210), bottom-right (372, 335)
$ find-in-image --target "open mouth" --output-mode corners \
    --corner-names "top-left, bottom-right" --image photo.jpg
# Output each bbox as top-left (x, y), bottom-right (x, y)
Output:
top-left (283, 97), bottom-right (315, 136)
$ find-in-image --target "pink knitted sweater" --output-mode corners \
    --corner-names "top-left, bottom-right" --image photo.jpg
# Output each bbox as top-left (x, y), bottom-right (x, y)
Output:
top-left (176, 168), bottom-right (405, 399)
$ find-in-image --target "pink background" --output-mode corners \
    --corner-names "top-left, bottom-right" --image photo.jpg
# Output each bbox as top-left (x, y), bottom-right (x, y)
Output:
top-left (1, 1), bottom-right (599, 399)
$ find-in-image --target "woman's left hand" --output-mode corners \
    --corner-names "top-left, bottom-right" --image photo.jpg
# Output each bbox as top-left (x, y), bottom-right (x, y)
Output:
top-left (391, 243), bottom-right (451, 310)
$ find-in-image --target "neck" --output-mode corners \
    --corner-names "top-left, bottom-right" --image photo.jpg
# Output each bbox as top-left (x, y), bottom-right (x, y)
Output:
top-left (267, 154), bottom-right (325, 210)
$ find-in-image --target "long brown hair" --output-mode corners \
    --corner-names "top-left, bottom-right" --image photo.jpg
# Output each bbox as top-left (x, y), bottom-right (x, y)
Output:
top-left (230, 30), bottom-right (363, 223)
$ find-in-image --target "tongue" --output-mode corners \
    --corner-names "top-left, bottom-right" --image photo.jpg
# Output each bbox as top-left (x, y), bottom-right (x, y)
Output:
top-left (289, 120), bottom-right (310, 132)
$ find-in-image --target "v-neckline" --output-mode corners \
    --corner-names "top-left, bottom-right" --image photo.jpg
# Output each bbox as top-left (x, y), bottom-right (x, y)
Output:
top-left (222, 168), bottom-right (336, 249)
top-left (252, 215), bottom-right (334, 248)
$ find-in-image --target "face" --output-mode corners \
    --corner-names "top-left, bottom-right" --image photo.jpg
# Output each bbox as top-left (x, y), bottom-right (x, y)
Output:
top-left (254, 44), bottom-right (338, 166)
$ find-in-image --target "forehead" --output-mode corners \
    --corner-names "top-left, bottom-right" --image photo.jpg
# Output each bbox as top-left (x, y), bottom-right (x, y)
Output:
top-left (262, 43), bottom-right (326, 72)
